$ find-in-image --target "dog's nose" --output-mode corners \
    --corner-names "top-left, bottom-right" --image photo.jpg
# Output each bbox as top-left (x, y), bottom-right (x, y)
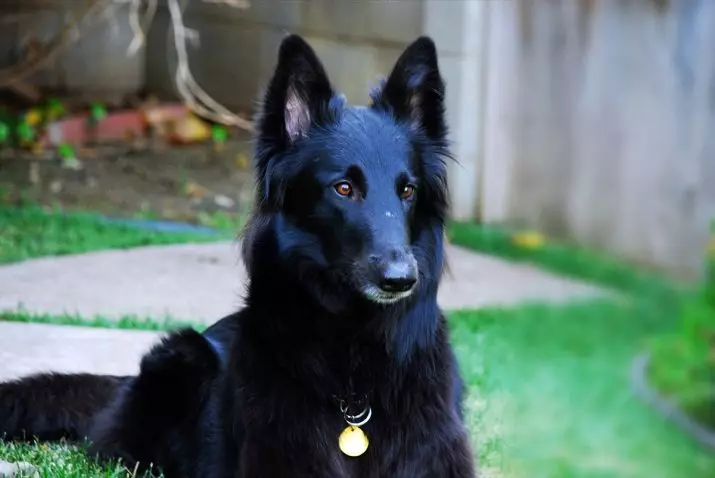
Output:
top-left (379, 258), bottom-right (418, 293)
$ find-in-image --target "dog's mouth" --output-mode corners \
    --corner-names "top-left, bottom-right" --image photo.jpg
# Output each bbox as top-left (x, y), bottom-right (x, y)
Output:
top-left (359, 281), bottom-right (418, 305)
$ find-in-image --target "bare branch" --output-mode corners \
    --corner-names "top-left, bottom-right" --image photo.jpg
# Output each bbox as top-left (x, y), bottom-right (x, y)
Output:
top-left (0, 0), bottom-right (253, 132)
top-left (0, 0), bottom-right (116, 88)
top-left (202, 0), bottom-right (251, 9)
top-left (127, 0), bottom-right (158, 56)
top-left (167, 0), bottom-right (253, 131)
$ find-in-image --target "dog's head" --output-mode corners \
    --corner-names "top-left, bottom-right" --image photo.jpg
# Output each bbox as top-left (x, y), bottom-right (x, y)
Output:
top-left (243, 34), bottom-right (450, 309)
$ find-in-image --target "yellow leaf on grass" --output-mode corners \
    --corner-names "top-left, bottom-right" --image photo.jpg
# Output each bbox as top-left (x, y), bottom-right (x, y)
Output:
top-left (512, 231), bottom-right (546, 249)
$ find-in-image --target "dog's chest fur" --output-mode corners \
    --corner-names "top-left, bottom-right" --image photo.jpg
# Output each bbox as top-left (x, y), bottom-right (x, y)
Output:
top-left (225, 310), bottom-right (457, 478)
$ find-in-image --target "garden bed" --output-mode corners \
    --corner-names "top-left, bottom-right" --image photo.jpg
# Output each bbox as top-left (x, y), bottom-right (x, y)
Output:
top-left (631, 351), bottom-right (715, 451)
top-left (638, 230), bottom-right (715, 452)
top-left (0, 98), bottom-right (255, 230)
top-left (0, 130), bottom-right (254, 230)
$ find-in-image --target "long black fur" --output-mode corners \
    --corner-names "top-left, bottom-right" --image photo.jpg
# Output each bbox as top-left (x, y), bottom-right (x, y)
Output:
top-left (0, 35), bottom-right (477, 477)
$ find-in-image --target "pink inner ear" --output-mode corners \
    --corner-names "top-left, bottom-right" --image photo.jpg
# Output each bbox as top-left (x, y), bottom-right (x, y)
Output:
top-left (285, 87), bottom-right (311, 140)
top-left (408, 90), bottom-right (423, 132)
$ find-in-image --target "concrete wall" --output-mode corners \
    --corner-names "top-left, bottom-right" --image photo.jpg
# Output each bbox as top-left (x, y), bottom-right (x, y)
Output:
top-left (144, 0), bottom-right (424, 112)
top-left (478, 0), bottom-right (715, 278)
top-left (4, 0), bottom-right (145, 101)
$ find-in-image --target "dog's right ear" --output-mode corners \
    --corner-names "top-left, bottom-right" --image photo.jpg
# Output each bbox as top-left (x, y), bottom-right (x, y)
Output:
top-left (256, 34), bottom-right (335, 153)
top-left (254, 34), bottom-right (337, 209)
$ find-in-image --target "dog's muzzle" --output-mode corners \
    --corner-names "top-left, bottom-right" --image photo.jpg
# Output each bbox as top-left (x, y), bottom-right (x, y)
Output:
top-left (361, 249), bottom-right (418, 304)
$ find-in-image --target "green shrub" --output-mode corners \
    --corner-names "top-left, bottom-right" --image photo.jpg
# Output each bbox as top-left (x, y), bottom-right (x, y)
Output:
top-left (705, 220), bottom-right (715, 309)
top-left (649, 223), bottom-right (715, 431)
top-left (649, 296), bottom-right (715, 428)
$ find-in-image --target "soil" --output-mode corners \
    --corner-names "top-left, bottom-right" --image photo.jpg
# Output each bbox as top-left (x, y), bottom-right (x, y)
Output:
top-left (0, 129), bottom-right (256, 228)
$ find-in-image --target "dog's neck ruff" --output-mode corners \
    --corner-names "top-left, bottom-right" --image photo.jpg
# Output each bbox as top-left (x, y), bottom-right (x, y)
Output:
top-left (204, 335), bottom-right (227, 367)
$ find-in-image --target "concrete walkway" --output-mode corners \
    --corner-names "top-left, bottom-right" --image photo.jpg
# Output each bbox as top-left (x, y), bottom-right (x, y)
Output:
top-left (0, 241), bottom-right (606, 380)
top-left (0, 322), bottom-right (159, 381)
top-left (0, 241), bottom-right (603, 323)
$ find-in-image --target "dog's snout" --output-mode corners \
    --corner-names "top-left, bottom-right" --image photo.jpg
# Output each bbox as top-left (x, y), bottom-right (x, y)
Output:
top-left (381, 266), bottom-right (417, 293)
top-left (372, 250), bottom-right (418, 294)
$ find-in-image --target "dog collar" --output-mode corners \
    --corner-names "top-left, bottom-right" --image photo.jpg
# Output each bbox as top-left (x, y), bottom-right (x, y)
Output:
top-left (335, 397), bottom-right (371, 457)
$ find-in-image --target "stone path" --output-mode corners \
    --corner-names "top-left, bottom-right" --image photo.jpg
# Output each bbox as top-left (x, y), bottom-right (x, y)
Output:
top-left (0, 241), bottom-right (604, 322)
top-left (0, 241), bottom-right (607, 380)
top-left (0, 322), bottom-right (159, 382)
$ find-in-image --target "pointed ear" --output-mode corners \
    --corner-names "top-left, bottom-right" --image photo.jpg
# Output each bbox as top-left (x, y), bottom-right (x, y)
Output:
top-left (370, 36), bottom-right (446, 141)
top-left (256, 34), bottom-right (335, 150)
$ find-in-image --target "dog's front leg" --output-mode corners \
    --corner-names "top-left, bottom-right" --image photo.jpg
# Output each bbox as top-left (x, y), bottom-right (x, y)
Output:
top-left (423, 431), bottom-right (477, 478)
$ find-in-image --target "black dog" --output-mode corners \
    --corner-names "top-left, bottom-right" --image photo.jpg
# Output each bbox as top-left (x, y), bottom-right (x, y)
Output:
top-left (0, 35), bottom-right (477, 477)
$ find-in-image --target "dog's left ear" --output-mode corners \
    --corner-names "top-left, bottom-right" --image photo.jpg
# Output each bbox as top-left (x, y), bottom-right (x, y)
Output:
top-left (370, 36), bottom-right (446, 141)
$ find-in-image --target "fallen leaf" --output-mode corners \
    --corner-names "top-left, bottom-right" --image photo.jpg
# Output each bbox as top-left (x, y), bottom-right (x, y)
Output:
top-left (214, 194), bottom-right (235, 209)
top-left (183, 180), bottom-right (207, 199)
top-left (168, 115), bottom-right (211, 144)
top-left (511, 231), bottom-right (546, 249)
top-left (25, 108), bottom-right (43, 127)
top-left (235, 153), bottom-right (249, 169)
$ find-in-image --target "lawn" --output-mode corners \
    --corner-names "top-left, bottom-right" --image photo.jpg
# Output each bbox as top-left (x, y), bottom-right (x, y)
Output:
top-left (0, 204), bottom-right (231, 265)
top-left (0, 440), bottom-right (143, 477)
top-left (1, 207), bottom-right (713, 477)
top-left (453, 300), bottom-right (714, 478)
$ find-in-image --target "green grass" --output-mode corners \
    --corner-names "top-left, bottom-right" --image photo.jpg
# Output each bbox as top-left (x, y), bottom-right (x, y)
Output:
top-left (0, 439), bottom-right (164, 477)
top-left (645, 224), bottom-right (715, 433)
top-left (452, 300), bottom-right (715, 478)
top-left (0, 204), bottom-right (232, 265)
top-left (648, 292), bottom-right (715, 430)
top-left (0, 440), bottom-right (140, 477)
top-left (0, 309), bottom-right (202, 333)
top-left (449, 220), bottom-right (715, 470)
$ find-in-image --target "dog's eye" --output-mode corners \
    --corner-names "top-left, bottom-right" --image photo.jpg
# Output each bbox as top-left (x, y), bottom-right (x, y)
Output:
top-left (334, 181), bottom-right (353, 198)
top-left (401, 184), bottom-right (416, 200)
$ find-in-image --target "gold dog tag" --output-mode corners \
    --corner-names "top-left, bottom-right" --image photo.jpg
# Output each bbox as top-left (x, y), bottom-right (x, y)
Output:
top-left (338, 425), bottom-right (369, 457)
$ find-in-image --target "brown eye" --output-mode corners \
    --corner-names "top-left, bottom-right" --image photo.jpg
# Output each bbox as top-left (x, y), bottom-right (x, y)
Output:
top-left (401, 184), bottom-right (416, 200)
top-left (334, 181), bottom-right (353, 197)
